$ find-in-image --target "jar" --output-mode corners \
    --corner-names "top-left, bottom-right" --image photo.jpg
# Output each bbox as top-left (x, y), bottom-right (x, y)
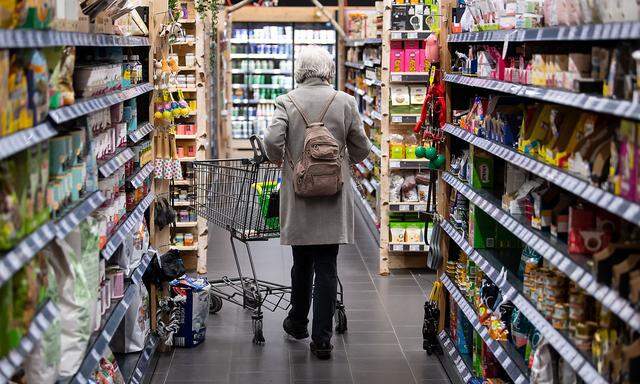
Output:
top-left (185, 53), bottom-right (196, 67)
top-left (175, 233), bottom-right (185, 245)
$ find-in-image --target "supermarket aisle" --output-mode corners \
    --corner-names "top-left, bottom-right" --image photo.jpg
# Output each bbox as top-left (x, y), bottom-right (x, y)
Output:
top-left (150, 211), bottom-right (450, 384)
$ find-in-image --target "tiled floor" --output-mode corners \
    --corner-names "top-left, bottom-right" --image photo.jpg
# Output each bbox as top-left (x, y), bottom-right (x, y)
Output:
top-left (150, 210), bottom-right (451, 384)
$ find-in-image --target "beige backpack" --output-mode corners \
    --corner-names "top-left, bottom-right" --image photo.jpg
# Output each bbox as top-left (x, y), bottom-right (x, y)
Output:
top-left (286, 91), bottom-right (344, 198)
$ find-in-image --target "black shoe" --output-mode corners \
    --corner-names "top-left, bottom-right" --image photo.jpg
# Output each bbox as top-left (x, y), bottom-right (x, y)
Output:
top-left (310, 341), bottom-right (333, 360)
top-left (283, 317), bottom-right (309, 339)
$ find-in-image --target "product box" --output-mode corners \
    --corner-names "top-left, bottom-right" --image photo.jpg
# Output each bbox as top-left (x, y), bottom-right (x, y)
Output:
top-left (617, 119), bottom-right (637, 201)
top-left (404, 40), bottom-right (422, 72)
top-left (469, 204), bottom-right (496, 249)
top-left (390, 41), bottom-right (404, 73)
top-left (470, 147), bottom-right (494, 190)
top-left (390, 85), bottom-right (410, 114)
top-left (390, 5), bottom-right (409, 30)
top-left (409, 86), bottom-right (426, 114)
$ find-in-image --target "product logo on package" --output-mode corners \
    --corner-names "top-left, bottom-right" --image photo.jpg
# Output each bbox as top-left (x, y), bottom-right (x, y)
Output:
top-left (479, 164), bottom-right (490, 182)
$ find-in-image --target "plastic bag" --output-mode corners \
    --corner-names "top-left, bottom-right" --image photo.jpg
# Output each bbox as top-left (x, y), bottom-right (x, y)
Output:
top-left (390, 174), bottom-right (404, 203)
top-left (390, 222), bottom-right (406, 243)
top-left (111, 283), bottom-right (150, 353)
top-left (405, 222), bottom-right (425, 243)
top-left (418, 184), bottom-right (430, 203)
top-left (170, 276), bottom-right (211, 347)
top-left (530, 338), bottom-right (554, 384)
top-left (117, 218), bottom-right (149, 276)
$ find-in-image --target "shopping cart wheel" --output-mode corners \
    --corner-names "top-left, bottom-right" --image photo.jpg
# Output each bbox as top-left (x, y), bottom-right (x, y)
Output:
top-left (210, 295), bottom-right (223, 314)
top-left (252, 316), bottom-right (265, 345)
top-left (335, 304), bottom-right (348, 334)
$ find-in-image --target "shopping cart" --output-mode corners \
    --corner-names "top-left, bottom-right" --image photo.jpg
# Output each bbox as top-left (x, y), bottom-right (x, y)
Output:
top-left (191, 136), bottom-right (347, 344)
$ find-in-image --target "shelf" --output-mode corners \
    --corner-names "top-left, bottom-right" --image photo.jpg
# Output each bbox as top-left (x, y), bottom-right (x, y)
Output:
top-left (99, 148), bottom-right (135, 178)
top-left (360, 113), bottom-right (374, 126)
top-left (180, 87), bottom-right (197, 92)
top-left (440, 273), bottom-right (530, 384)
top-left (230, 53), bottom-right (290, 59)
top-left (364, 78), bottom-right (382, 87)
top-left (363, 95), bottom-right (374, 104)
top-left (231, 68), bottom-right (291, 74)
top-left (230, 38), bottom-right (293, 44)
top-left (0, 300), bottom-right (59, 382)
top-left (389, 159), bottom-right (430, 169)
top-left (351, 179), bottom-right (379, 244)
top-left (56, 191), bottom-right (107, 239)
top-left (444, 124), bottom-right (640, 226)
top-left (442, 172), bottom-right (640, 333)
top-left (173, 200), bottom-right (191, 206)
top-left (448, 21), bottom-right (640, 43)
top-left (344, 61), bottom-right (365, 70)
top-left (390, 31), bottom-right (435, 40)
top-left (175, 134), bottom-right (198, 140)
top-left (439, 220), bottom-right (608, 384)
top-left (67, 255), bottom-right (153, 384)
top-left (178, 18), bottom-right (196, 23)
top-left (0, 122), bottom-right (57, 161)
top-left (248, 84), bottom-right (287, 89)
top-left (345, 37), bottom-right (382, 46)
top-left (0, 30), bottom-right (150, 49)
top-left (130, 251), bottom-right (154, 285)
top-left (171, 244), bottom-right (198, 251)
top-left (370, 145), bottom-right (382, 158)
top-left (177, 66), bottom-right (196, 71)
top-left (129, 162), bottom-right (155, 189)
top-left (128, 122), bottom-right (154, 143)
top-left (119, 334), bottom-right (159, 384)
top-left (0, 221), bottom-right (56, 288)
top-left (390, 72), bottom-right (430, 83)
top-left (371, 110), bottom-right (383, 121)
top-left (388, 243), bottom-right (429, 252)
top-left (388, 202), bottom-right (430, 212)
top-left (101, 192), bottom-right (155, 260)
top-left (232, 99), bottom-right (276, 104)
top-left (295, 40), bottom-right (336, 45)
top-left (173, 179), bottom-right (192, 186)
top-left (49, 83), bottom-right (154, 124)
top-left (178, 157), bottom-right (196, 162)
top-left (437, 330), bottom-right (475, 384)
top-left (390, 114), bottom-right (419, 124)
top-left (345, 83), bottom-right (366, 96)
top-left (175, 221), bottom-right (198, 228)
top-left (444, 74), bottom-right (640, 121)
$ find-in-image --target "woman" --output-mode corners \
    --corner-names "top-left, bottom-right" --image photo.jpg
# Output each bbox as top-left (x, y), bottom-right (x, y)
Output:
top-left (263, 45), bottom-right (371, 360)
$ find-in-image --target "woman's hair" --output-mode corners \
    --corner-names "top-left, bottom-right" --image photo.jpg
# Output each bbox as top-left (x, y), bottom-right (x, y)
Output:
top-left (294, 45), bottom-right (335, 84)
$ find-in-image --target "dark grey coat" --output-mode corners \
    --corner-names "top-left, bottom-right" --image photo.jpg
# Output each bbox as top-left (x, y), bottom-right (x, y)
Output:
top-left (263, 78), bottom-right (372, 245)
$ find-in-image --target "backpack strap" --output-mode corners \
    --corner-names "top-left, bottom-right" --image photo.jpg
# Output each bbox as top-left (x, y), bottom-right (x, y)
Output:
top-left (288, 91), bottom-right (338, 126)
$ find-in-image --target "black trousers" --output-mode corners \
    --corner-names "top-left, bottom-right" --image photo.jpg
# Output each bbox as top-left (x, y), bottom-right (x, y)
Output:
top-left (289, 244), bottom-right (339, 344)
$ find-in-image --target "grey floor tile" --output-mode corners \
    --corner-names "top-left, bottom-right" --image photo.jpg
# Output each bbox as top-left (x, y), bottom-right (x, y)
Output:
top-left (291, 362), bottom-right (352, 381)
top-left (164, 363), bottom-right (231, 382)
top-left (410, 361), bottom-right (449, 382)
top-left (289, 349), bottom-right (348, 364)
top-left (346, 343), bottom-right (404, 358)
top-left (352, 370), bottom-right (415, 384)
top-left (228, 371), bottom-right (290, 384)
top-left (348, 356), bottom-right (412, 372)
top-left (399, 336), bottom-right (428, 352)
top-left (342, 331), bottom-right (398, 345)
top-left (344, 320), bottom-right (394, 333)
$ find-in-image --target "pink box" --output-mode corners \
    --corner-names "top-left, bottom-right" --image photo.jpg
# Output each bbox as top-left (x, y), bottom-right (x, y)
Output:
top-left (390, 41), bottom-right (404, 73)
top-left (404, 40), bottom-right (422, 72)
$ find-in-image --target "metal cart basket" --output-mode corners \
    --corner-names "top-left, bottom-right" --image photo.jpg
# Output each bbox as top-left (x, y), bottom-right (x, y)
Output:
top-left (191, 136), bottom-right (347, 344)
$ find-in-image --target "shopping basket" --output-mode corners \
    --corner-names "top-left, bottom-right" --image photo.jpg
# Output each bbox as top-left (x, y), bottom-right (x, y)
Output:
top-left (191, 136), bottom-right (347, 344)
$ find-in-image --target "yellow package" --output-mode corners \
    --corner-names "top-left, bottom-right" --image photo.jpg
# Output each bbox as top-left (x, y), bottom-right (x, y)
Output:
top-left (0, 50), bottom-right (9, 137)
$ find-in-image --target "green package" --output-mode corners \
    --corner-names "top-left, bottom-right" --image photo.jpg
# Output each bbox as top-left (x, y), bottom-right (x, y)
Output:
top-left (0, 281), bottom-right (12, 359)
top-left (470, 147), bottom-right (494, 190)
top-left (469, 204), bottom-right (496, 249)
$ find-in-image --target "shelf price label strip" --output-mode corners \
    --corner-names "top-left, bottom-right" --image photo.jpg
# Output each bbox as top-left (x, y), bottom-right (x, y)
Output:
top-left (442, 172), bottom-right (640, 333)
top-left (56, 191), bottom-right (107, 240)
top-left (389, 203), bottom-right (429, 212)
top-left (439, 274), bottom-right (529, 384)
top-left (0, 30), bottom-right (150, 49)
top-left (390, 31), bottom-right (434, 40)
top-left (129, 163), bottom-right (155, 189)
top-left (345, 61), bottom-right (365, 70)
top-left (0, 122), bottom-right (57, 161)
top-left (0, 300), bottom-right (59, 381)
top-left (444, 124), bottom-right (640, 226)
top-left (49, 83), bottom-right (154, 124)
top-left (99, 148), bottom-right (135, 178)
top-left (444, 75), bottom-right (640, 121)
top-left (129, 335), bottom-right (159, 384)
top-left (102, 193), bottom-right (155, 260)
top-left (440, 220), bottom-right (608, 384)
top-left (0, 221), bottom-right (57, 288)
top-left (69, 255), bottom-right (153, 384)
top-left (437, 330), bottom-right (474, 383)
top-left (448, 21), bottom-right (640, 43)
top-left (389, 243), bottom-right (428, 252)
top-left (128, 122), bottom-right (155, 143)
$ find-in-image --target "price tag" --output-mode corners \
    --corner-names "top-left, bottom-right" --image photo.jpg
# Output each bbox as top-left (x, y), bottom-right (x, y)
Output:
top-left (391, 116), bottom-right (402, 123)
top-left (407, 32), bottom-right (418, 39)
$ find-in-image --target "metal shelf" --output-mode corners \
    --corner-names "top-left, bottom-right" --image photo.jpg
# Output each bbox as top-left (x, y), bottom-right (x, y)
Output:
top-left (0, 30), bottom-right (150, 49)
top-left (171, 244), bottom-right (198, 251)
top-left (49, 83), bottom-right (154, 124)
top-left (67, 254), bottom-right (153, 384)
top-left (345, 83), bottom-right (366, 96)
top-left (360, 113), bottom-right (374, 126)
top-left (371, 110), bottom-right (383, 121)
top-left (99, 148), bottom-right (135, 178)
top-left (56, 191), bottom-right (106, 239)
top-left (128, 162), bottom-right (155, 189)
top-left (444, 74), bottom-right (640, 121)
top-left (363, 94), bottom-right (374, 104)
top-left (364, 78), bottom-right (382, 87)
top-left (232, 99), bottom-right (276, 104)
top-left (231, 68), bottom-right (291, 74)
top-left (230, 38), bottom-right (293, 44)
top-left (0, 221), bottom-right (56, 288)
top-left (444, 124), bottom-right (640, 226)
top-left (388, 202), bottom-right (430, 212)
top-left (345, 61), bottom-right (365, 70)
top-left (390, 72), bottom-right (430, 83)
top-left (437, 330), bottom-right (475, 384)
top-left (0, 122), bottom-right (57, 161)
top-left (351, 179), bottom-right (379, 244)
top-left (128, 122), bottom-right (154, 143)
top-left (439, 220), bottom-right (608, 384)
top-left (363, 58), bottom-right (381, 67)
top-left (0, 300), bottom-right (59, 382)
top-left (345, 38), bottom-right (382, 46)
top-left (440, 274), bottom-right (530, 384)
top-left (389, 159), bottom-right (430, 169)
top-left (448, 21), bottom-right (640, 43)
top-left (388, 243), bottom-right (429, 252)
top-left (120, 334), bottom-right (159, 384)
top-left (370, 145), bottom-right (382, 158)
top-left (442, 172), bottom-right (640, 333)
top-left (230, 53), bottom-right (290, 59)
top-left (175, 221), bottom-right (198, 228)
top-left (102, 193), bottom-right (155, 260)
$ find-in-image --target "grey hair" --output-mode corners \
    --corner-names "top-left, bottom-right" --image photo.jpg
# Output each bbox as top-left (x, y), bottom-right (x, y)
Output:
top-left (294, 45), bottom-right (335, 84)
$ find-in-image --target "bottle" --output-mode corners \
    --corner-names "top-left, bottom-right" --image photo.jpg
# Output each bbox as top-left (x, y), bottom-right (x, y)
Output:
top-left (122, 55), bottom-right (131, 88)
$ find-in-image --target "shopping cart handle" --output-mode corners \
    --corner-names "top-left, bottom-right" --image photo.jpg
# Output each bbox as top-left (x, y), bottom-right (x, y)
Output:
top-left (249, 135), bottom-right (268, 164)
